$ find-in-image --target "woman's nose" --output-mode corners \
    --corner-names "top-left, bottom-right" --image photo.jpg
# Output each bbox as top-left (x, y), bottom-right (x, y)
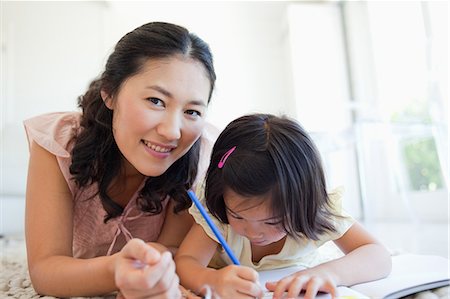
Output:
top-left (157, 114), bottom-right (181, 141)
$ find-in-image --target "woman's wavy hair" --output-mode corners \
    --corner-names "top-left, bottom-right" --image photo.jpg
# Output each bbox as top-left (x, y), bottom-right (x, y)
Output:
top-left (69, 22), bottom-right (216, 222)
top-left (205, 114), bottom-right (339, 240)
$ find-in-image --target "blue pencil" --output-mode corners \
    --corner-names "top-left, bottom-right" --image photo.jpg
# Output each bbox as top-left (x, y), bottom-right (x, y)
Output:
top-left (187, 190), bottom-right (241, 265)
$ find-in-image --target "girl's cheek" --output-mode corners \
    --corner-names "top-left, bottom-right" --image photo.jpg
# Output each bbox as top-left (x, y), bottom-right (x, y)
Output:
top-left (269, 228), bottom-right (287, 240)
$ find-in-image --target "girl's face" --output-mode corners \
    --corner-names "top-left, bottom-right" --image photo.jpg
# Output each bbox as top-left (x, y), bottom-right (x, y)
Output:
top-left (105, 55), bottom-right (211, 177)
top-left (223, 188), bottom-right (287, 247)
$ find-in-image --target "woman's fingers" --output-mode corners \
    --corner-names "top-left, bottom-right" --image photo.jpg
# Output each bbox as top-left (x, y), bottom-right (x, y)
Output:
top-left (140, 252), bottom-right (174, 289)
top-left (121, 239), bottom-right (161, 264)
top-left (116, 249), bottom-right (182, 299)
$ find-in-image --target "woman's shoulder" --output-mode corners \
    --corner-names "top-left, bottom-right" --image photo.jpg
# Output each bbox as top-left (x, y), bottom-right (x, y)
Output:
top-left (24, 111), bottom-right (82, 157)
top-left (196, 121), bottom-right (221, 184)
top-left (202, 121), bottom-right (221, 139)
top-left (200, 121), bottom-right (220, 152)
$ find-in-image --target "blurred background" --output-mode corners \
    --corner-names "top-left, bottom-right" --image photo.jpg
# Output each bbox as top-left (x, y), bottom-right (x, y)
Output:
top-left (1, 1), bottom-right (448, 258)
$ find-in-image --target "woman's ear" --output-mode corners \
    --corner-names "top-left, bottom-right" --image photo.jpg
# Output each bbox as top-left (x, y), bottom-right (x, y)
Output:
top-left (101, 90), bottom-right (113, 110)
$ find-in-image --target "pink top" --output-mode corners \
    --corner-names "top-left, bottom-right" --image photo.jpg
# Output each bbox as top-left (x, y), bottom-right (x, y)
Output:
top-left (24, 112), bottom-right (218, 258)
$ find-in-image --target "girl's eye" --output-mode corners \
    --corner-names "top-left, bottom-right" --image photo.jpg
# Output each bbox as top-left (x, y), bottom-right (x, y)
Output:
top-left (229, 213), bottom-right (243, 220)
top-left (185, 110), bottom-right (202, 117)
top-left (264, 220), bottom-right (282, 226)
top-left (147, 97), bottom-right (164, 107)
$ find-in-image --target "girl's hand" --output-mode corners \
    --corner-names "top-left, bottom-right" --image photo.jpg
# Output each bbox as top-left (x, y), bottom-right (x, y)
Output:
top-left (265, 268), bottom-right (338, 299)
top-left (114, 238), bottom-right (182, 299)
top-left (210, 265), bottom-right (263, 299)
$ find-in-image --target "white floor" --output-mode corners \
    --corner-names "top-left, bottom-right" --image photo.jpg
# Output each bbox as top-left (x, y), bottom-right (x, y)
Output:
top-left (364, 220), bottom-right (449, 259)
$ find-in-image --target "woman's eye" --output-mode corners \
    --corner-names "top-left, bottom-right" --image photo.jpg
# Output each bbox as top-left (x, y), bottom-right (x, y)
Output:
top-left (185, 110), bottom-right (202, 117)
top-left (147, 97), bottom-right (164, 107)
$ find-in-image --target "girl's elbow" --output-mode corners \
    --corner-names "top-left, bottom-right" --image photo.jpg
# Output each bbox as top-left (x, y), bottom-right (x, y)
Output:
top-left (383, 252), bottom-right (393, 278)
top-left (376, 244), bottom-right (393, 278)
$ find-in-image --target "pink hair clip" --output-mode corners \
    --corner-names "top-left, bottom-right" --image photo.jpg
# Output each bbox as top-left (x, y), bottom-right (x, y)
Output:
top-left (218, 146), bottom-right (236, 169)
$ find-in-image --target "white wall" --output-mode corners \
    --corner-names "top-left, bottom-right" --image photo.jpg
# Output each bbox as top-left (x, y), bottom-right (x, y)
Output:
top-left (0, 1), bottom-right (295, 235)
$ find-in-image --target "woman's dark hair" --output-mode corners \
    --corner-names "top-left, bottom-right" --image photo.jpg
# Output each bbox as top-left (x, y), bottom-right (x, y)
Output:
top-left (205, 114), bottom-right (338, 240)
top-left (69, 22), bottom-right (216, 222)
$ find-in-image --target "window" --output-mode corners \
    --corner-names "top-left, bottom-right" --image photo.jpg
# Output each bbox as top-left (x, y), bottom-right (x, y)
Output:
top-left (288, 1), bottom-right (448, 222)
top-left (346, 1), bottom-right (448, 221)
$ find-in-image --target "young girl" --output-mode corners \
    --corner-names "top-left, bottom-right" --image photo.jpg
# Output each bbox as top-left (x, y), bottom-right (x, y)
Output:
top-left (175, 113), bottom-right (392, 299)
top-left (24, 22), bottom-right (216, 298)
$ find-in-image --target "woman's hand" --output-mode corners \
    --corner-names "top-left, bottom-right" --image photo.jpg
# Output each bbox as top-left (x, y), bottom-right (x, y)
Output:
top-left (114, 238), bottom-right (182, 299)
top-left (209, 265), bottom-right (263, 299)
top-left (265, 267), bottom-right (338, 299)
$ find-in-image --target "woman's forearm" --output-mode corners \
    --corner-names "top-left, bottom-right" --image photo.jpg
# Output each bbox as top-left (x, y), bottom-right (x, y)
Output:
top-left (29, 254), bottom-right (117, 297)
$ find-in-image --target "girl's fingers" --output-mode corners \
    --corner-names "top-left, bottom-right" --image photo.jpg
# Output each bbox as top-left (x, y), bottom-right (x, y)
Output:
top-left (236, 266), bottom-right (259, 282)
top-left (272, 275), bottom-right (309, 299)
top-left (286, 276), bottom-right (308, 299)
top-left (303, 277), bottom-right (321, 299)
top-left (235, 268), bottom-right (263, 298)
top-left (235, 280), bottom-right (263, 298)
top-left (320, 280), bottom-right (338, 299)
top-left (270, 276), bottom-right (294, 299)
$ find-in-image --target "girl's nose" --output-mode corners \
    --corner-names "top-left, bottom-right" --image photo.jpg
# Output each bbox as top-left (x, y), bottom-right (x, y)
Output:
top-left (244, 224), bottom-right (264, 239)
top-left (157, 114), bottom-right (181, 141)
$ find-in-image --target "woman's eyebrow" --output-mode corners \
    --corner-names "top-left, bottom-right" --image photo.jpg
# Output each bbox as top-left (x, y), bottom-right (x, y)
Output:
top-left (146, 85), bottom-right (172, 98)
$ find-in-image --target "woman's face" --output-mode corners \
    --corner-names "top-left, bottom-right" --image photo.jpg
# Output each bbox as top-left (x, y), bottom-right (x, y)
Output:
top-left (105, 55), bottom-right (211, 177)
top-left (223, 188), bottom-right (287, 247)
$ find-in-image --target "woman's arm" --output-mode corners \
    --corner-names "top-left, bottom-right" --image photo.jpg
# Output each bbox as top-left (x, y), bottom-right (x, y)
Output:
top-left (26, 141), bottom-right (184, 298)
top-left (25, 141), bottom-right (118, 297)
top-left (175, 223), bottom-right (263, 298)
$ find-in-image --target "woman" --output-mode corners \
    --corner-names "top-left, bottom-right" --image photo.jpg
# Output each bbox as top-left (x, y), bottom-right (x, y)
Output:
top-left (24, 21), bottom-right (216, 298)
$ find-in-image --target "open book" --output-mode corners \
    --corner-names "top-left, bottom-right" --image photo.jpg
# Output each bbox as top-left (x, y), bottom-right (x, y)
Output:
top-left (258, 254), bottom-right (450, 299)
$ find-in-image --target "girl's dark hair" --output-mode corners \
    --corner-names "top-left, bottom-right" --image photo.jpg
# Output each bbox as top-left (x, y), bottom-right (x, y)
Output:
top-left (205, 114), bottom-right (338, 240)
top-left (69, 22), bottom-right (216, 222)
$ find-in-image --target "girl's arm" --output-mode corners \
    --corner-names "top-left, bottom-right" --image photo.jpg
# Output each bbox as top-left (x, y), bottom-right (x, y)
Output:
top-left (328, 221), bottom-right (392, 285)
top-left (26, 141), bottom-right (118, 296)
top-left (175, 223), bottom-right (263, 298)
top-left (267, 222), bottom-right (392, 299)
